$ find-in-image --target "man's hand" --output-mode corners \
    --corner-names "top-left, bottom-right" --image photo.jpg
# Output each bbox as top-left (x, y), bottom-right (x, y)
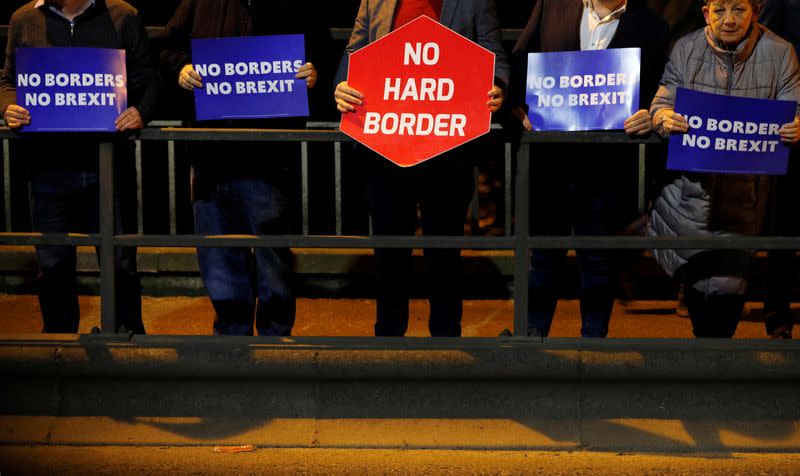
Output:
top-left (178, 64), bottom-right (203, 90)
top-left (334, 81), bottom-right (363, 113)
top-left (512, 106), bottom-right (533, 132)
top-left (779, 116), bottom-right (800, 145)
top-left (624, 109), bottom-right (653, 136)
top-left (487, 85), bottom-right (504, 113)
top-left (3, 104), bottom-right (30, 129)
top-left (654, 108), bottom-right (689, 137)
top-left (115, 107), bottom-right (144, 132)
top-left (296, 62), bottom-right (318, 89)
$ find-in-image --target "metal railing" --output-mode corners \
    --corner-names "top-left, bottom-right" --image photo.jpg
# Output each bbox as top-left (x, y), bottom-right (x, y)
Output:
top-left (2, 126), bottom-right (799, 337)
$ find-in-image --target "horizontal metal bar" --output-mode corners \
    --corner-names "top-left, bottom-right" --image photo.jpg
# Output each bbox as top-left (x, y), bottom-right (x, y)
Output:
top-left (0, 233), bottom-right (100, 246)
top-left (529, 235), bottom-right (800, 250)
top-left (0, 127), bottom-right (661, 146)
top-left (3, 233), bottom-right (798, 251)
top-left (114, 234), bottom-right (517, 249)
top-left (137, 128), bottom-right (350, 142)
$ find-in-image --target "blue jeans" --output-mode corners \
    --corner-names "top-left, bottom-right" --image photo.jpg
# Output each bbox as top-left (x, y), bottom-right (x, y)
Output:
top-left (193, 175), bottom-right (295, 336)
top-left (28, 147), bottom-right (142, 334)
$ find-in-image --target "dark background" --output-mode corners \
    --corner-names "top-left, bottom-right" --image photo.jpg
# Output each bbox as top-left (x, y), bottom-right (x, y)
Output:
top-left (0, 1), bottom-right (538, 28)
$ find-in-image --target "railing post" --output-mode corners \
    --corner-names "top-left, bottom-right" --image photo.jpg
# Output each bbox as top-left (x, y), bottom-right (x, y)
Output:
top-left (513, 142), bottom-right (530, 337)
top-left (3, 139), bottom-right (10, 231)
top-left (301, 141), bottom-right (309, 235)
top-left (99, 141), bottom-right (117, 333)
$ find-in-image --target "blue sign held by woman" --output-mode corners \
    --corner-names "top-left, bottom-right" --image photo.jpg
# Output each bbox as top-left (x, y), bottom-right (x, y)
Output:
top-left (666, 88), bottom-right (795, 175)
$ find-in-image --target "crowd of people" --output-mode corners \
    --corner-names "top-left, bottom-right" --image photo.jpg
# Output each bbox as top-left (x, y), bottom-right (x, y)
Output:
top-left (0, 0), bottom-right (798, 339)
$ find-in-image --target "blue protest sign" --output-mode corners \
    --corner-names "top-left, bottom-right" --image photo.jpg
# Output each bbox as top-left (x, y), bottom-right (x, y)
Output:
top-left (525, 48), bottom-right (640, 131)
top-left (15, 48), bottom-right (127, 132)
top-left (666, 88), bottom-right (795, 175)
top-left (191, 35), bottom-right (309, 121)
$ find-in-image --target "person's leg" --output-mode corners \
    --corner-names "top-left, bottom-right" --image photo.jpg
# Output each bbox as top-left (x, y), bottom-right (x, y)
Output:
top-left (227, 173), bottom-right (296, 337)
top-left (29, 170), bottom-right (81, 333)
top-left (528, 149), bottom-right (571, 337)
top-left (417, 154), bottom-right (473, 337)
top-left (682, 252), bottom-right (749, 338)
top-left (572, 189), bottom-right (624, 338)
top-left (193, 175), bottom-right (257, 336)
top-left (366, 154), bottom-right (417, 336)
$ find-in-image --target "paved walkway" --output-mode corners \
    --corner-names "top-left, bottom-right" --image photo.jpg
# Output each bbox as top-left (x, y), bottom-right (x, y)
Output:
top-left (0, 295), bottom-right (787, 338)
top-left (2, 447), bottom-right (800, 475)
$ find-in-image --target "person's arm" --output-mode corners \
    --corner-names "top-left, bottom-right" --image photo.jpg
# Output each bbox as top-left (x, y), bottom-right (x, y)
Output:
top-left (334, 0), bottom-right (371, 113)
top-left (159, 0), bottom-right (197, 87)
top-left (0, 13), bottom-right (29, 129)
top-left (775, 42), bottom-right (800, 144)
top-left (118, 8), bottom-right (159, 130)
top-left (507, 0), bottom-right (543, 131)
top-left (650, 37), bottom-right (689, 137)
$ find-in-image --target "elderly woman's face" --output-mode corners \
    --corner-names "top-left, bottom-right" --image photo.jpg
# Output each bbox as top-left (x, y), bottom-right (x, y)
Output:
top-left (703, 0), bottom-right (755, 47)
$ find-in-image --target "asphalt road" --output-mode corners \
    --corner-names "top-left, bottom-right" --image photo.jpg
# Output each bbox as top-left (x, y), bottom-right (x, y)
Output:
top-left (2, 447), bottom-right (800, 475)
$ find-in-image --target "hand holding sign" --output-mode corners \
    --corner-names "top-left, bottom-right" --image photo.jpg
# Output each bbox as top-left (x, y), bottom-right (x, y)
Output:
top-left (779, 116), bottom-right (800, 144)
top-left (3, 104), bottom-right (31, 129)
top-left (623, 109), bottom-right (654, 136)
top-left (295, 62), bottom-right (317, 89)
top-left (334, 81), bottom-right (363, 113)
top-left (487, 85), bottom-right (504, 113)
top-left (179, 64), bottom-right (203, 90)
top-left (654, 108), bottom-right (689, 137)
top-left (115, 106), bottom-right (143, 132)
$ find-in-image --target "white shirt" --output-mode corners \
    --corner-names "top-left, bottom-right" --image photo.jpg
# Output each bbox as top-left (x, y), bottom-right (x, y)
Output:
top-left (34, 0), bottom-right (96, 22)
top-left (580, 0), bottom-right (627, 51)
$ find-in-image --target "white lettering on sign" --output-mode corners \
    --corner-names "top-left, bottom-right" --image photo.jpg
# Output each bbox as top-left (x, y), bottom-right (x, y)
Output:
top-left (383, 78), bottom-right (454, 101)
top-left (404, 42), bottom-right (440, 65)
top-left (364, 112), bottom-right (466, 137)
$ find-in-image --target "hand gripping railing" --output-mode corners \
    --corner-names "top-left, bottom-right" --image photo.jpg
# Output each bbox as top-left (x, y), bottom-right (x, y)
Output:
top-left (1, 126), bottom-right (799, 336)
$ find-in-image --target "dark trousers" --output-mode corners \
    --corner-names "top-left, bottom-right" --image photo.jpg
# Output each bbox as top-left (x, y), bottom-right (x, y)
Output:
top-left (191, 145), bottom-right (295, 336)
top-left (365, 148), bottom-right (474, 337)
top-left (680, 251), bottom-right (750, 338)
top-left (528, 149), bottom-right (636, 338)
top-left (28, 143), bottom-right (142, 334)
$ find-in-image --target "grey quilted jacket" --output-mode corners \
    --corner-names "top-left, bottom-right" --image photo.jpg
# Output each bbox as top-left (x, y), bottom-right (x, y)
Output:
top-left (648, 23), bottom-right (800, 279)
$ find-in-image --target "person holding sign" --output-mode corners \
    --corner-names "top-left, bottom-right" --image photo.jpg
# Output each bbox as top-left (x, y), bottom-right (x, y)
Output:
top-left (0, 0), bottom-right (159, 334)
top-left (648, 0), bottom-right (800, 338)
top-left (334, 0), bottom-right (509, 337)
top-left (508, 0), bottom-right (669, 338)
top-left (160, 0), bottom-right (332, 337)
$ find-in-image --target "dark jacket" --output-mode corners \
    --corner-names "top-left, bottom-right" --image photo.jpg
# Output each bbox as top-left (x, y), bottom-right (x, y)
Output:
top-left (510, 0), bottom-right (669, 112)
top-left (334, 0), bottom-right (510, 90)
top-left (508, 0), bottom-right (669, 228)
top-left (759, 0), bottom-right (800, 58)
top-left (0, 0), bottom-right (159, 123)
top-left (159, 0), bottom-right (333, 125)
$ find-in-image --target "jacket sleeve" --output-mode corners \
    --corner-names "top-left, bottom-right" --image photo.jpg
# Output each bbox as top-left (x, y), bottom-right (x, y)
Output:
top-left (508, 0), bottom-right (542, 111)
top-left (0, 14), bottom-right (19, 117)
top-left (334, 0), bottom-right (371, 88)
top-left (159, 0), bottom-right (196, 86)
top-left (775, 41), bottom-right (800, 115)
top-left (123, 9), bottom-right (160, 123)
top-left (639, 13), bottom-right (670, 110)
top-left (476, 0), bottom-right (509, 90)
top-left (650, 34), bottom-right (688, 132)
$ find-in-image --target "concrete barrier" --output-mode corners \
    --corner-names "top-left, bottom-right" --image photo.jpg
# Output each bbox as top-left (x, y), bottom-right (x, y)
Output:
top-left (2, 336), bottom-right (800, 452)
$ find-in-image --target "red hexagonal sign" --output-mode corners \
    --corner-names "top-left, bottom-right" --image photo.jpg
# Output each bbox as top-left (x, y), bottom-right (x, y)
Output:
top-left (340, 15), bottom-right (495, 167)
